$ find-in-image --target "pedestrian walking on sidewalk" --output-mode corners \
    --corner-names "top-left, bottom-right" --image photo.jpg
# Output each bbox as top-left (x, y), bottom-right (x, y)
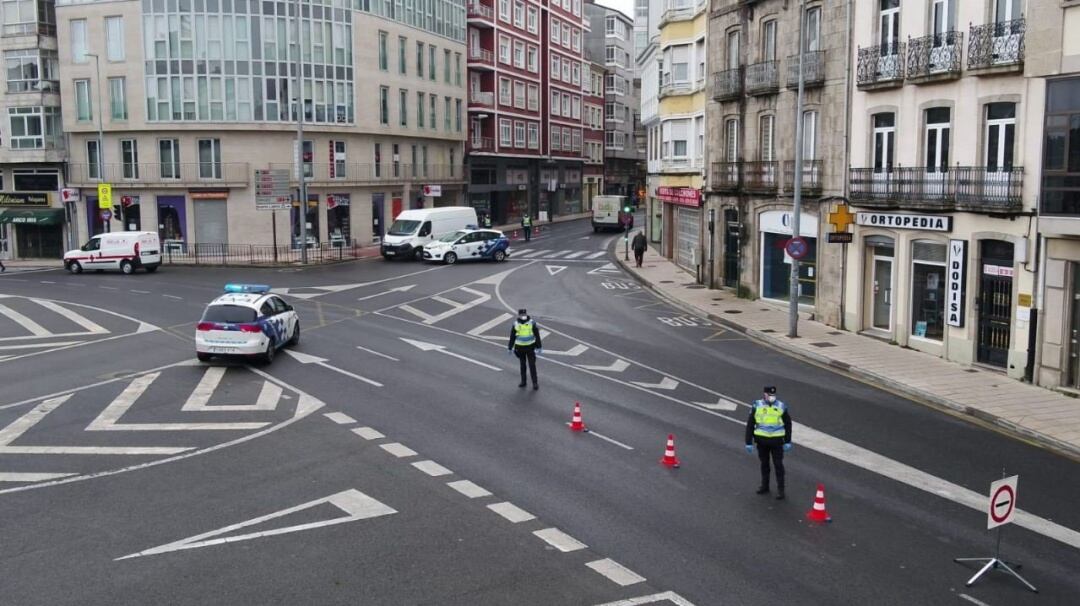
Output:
top-left (631, 231), bottom-right (647, 268)
top-left (0, 258), bottom-right (5, 272)
top-left (521, 214), bottom-right (533, 242)
top-left (745, 386), bottom-right (792, 499)
top-left (507, 308), bottom-right (543, 389)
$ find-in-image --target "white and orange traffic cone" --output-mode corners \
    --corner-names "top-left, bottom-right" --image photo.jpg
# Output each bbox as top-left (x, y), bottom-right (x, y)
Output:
top-left (806, 484), bottom-right (832, 523)
top-left (569, 401), bottom-right (587, 432)
top-left (659, 434), bottom-right (680, 468)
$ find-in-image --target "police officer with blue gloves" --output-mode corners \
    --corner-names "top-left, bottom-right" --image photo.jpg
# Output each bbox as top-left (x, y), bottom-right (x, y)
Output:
top-left (508, 308), bottom-right (542, 389)
top-left (745, 386), bottom-right (792, 500)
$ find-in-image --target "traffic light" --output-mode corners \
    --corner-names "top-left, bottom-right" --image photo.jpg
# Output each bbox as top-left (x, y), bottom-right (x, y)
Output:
top-left (623, 206), bottom-right (632, 213)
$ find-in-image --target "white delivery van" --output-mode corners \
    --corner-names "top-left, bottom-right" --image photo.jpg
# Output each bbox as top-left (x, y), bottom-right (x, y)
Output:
top-left (592, 195), bottom-right (630, 232)
top-left (381, 206), bottom-right (478, 260)
top-left (64, 231), bottom-right (162, 275)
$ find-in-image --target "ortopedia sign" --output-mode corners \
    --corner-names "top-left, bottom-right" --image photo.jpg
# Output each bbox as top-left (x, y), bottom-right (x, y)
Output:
top-left (987, 475), bottom-right (1018, 530)
top-left (855, 212), bottom-right (952, 232)
top-left (655, 186), bottom-right (702, 207)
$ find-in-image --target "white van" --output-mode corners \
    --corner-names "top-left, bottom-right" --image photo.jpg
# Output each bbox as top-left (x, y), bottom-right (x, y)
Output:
top-left (381, 207), bottom-right (478, 260)
top-left (592, 195), bottom-right (631, 232)
top-left (64, 231), bottom-right (162, 275)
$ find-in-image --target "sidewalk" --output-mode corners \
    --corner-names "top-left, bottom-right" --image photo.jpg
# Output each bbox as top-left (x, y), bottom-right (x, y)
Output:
top-left (616, 236), bottom-right (1080, 460)
top-left (0, 258), bottom-right (63, 272)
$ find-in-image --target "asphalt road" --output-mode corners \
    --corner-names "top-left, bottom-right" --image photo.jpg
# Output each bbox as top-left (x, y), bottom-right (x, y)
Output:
top-left (1, 218), bottom-right (1078, 605)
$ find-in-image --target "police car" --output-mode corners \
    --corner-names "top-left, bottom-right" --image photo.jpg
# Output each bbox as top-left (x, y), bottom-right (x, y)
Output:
top-left (422, 228), bottom-right (511, 264)
top-left (195, 284), bottom-right (299, 363)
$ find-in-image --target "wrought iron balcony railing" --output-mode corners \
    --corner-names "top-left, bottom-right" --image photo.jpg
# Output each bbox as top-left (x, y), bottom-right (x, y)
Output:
top-left (745, 61), bottom-right (779, 96)
top-left (856, 41), bottom-right (905, 88)
top-left (467, 1), bottom-right (494, 23)
top-left (907, 31), bottom-right (963, 80)
top-left (712, 68), bottom-right (743, 101)
top-left (264, 163), bottom-right (467, 184)
top-left (743, 161), bottom-right (779, 192)
top-left (968, 18), bottom-right (1025, 71)
top-left (710, 162), bottom-right (740, 192)
top-left (67, 162), bottom-right (250, 187)
top-left (784, 160), bottom-right (823, 194)
top-left (467, 47), bottom-right (495, 66)
top-left (470, 136), bottom-right (496, 153)
top-left (849, 166), bottom-right (1023, 212)
top-left (786, 51), bottom-right (825, 88)
top-left (469, 91), bottom-right (495, 107)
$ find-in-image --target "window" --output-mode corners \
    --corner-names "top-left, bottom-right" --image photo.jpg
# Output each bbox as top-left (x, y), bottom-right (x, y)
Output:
top-left (670, 120), bottom-right (688, 158)
top-left (572, 62), bottom-right (580, 85)
top-left (527, 83), bottom-right (538, 111)
top-left (374, 143), bottom-right (382, 177)
top-left (430, 94), bottom-right (436, 130)
top-left (759, 115), bottom-right (775, 161)
top-left (121, 139), bottom-right (139, 179)
top-left (109, 77), bottom-right (126, 120)
top-left (552, 90), bottom-right (561, 116)
top-left (75, 79), bottom-right (92, 122)
top-left (527, 6), bottom-right (538, 33)
top-left (444, 49), bottom-right (451, 82)
top-left (159, 138), bottom-right (181, 179)
top-left (572, 29), bottom-right (580, 52)
top-left (879, 0), bottom-right (900, 56)
top-left (378, 31), bottom-right (389, 70)
top-left (399, 88), bottom-right (408, 127)
top-left (422, 145), bottom-right (428, 177)
top-left (416, 41), bottom-right (424, 75)
top-left (761, 20), bottom-right (776, 62)
top-left (552, 55), bottom-right (561, 81)
top-left (429, 45), bottom-right (436, 80)
top-left (802, 110), bottom-right (818, 160)
top-left (514, 121), bottom-right (525, 147)
top-left (333, 140), bottom-right (346, 178)
top-left (513, 41), bottom-right (524, 69)
top-left (985, 102), bottom-right (1016, 172)
top-left (500, 118), bottom-right (512, 146)
top-left (5, 49), bottom-right (58, 93)
top-left (455, 98), bottom-right (462, 132)
top-left (805, 6), bottom-right (822, 52)
top-left (562, 127), bottom-right (571, 151)
top-left (499, 77), bottom-right (511, 105)
top-left (105, 16), bottom-right (125, 61)
top-left (198, 138), bottom-right (222, 179)
top-left (725, 118), bottom-right (739, 161)
top-left (562, 93), bottom-right (571, 117)
top-left (873, 112), bottom-right (896, 172)
top-left (514, 81), bottom-right (525, 108)
top-left (696, 116), bottom-right (705, 162)
top-left (696, 39), bottom-right (706, 81)
top-left (551, 19), bottom-right (560, 44)
top-left (499, 0), bottom-right (510, 22)
top-left (498, 35), bottom-right (510, 64)
top-left (551, 129), bottom-right (561, 151)
top-left (925, 107), bottom-right (950, 172)
top-left (417, 92), bottom-right (425, 128)
top-left (562, 60), bottom-right (570, 82)
top-left (527, 123), bottom-right (539, 148)
top-left (392, 143), bottom-right (400, 177)
top-left (562, 25), bottom-right (570, 48)
top-left (379, 86), bottom-right (390, 125)
top-left (86, 140), bottom-right (100, 179)
top-left (1041, 79), bottom-right (1080, 215)
top-left (398, 36), bottom-right (407, 73)
top-left (444, 96), bottom-right (451, 131)
top-left (910, 241), bottom-right (947, 341)
top-left (455, 52), bottom-right (462, 85)
top-left (513, 1), bottom-right (524, 28)
top-left (527, 45), bottom-right (538, 73)
top-left (71, 19), bottom-right (87, 63)
top-left (668, 44), bottom-right (689, 82)
top-left (411, 145), bottom-right (418, 177)
top-left (726, 30), bottom-right (740, 69)
top-left (572, 95), bottom-right (580, 119)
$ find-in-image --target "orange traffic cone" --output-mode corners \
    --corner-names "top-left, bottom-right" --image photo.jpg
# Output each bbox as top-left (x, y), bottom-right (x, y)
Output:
top-left (569, 401), bottom-right (587, 432)
top-left (659, 434), bottom-right (680, 468)
top-left (511, 229), bottom-right (520, 240)
top-left (806, 484), bottom-right (832, 523)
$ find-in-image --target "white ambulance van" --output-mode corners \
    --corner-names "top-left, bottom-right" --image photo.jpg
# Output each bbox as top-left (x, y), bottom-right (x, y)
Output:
top-left (381, 206), bottom-right (478, 260)
top-left (64, 231), bottom-right (162, 275)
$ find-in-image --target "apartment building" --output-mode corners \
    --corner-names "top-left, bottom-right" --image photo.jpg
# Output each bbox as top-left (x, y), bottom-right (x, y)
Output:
top-left (846, 0), bottom-right (1038, 379)
top-left (583, 59), bottom-right (604, 208)
top-left (1029, 2), bottom-right (1080, 389)
top-left (465, 0), bottom-right (587, 225)
top-left (55, 0), bottom-right (467, 250)
top-left (583, 0), bottom-right (641, 198)
top-left (0, 0), bottom-right (68, 260)
top-left (705, 1), bottom-right (848, 324)
top-left (643, 0), bottom-right (707, 274)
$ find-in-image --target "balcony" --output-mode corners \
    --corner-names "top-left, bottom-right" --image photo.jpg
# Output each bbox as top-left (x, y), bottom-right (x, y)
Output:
top-left (786, 51), bottom-right (825, 89)
top-left (66, 162), bottom-right (250, 188)
top-left (907, 32), bottom-right (963, 82)
top-left (968, 19), bottom-right (1024, 73)
top-left (784, 160), bottom-right (823, 195)
top-left (710, 162), bottom-right (740, 192)
top-left (264, 163), bottom-right (467, 185)
top-left (712, 68), bottom-right (743, 102)
top-left (469, 91), bottom-right (495, 108)
top-left (470, 136), bottom-right (496, 153)
top-left (745, 61), bottom-right (779, 96)
top-left (743, 161), bottom-right (778, 193)
top-left (467, 47), bottom-right (495, 70)
top-left (856, 42), bottom-right (905, 90)
top-left (467, 1), bottom-right (495, 27)
top-left (848, 166), bottom-right (1024, 212)
top-left (659, 80), bottom-right (696, 98)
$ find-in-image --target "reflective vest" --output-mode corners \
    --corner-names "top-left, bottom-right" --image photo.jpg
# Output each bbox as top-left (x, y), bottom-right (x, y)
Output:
top-left (484, 217), bottom-right (492, 227)
top-left (514, 320), bottom-right (536, 346)
top-left (753, 400), bottom-right (786, 439)
top-left (522, 216), bottom-right (532, 227)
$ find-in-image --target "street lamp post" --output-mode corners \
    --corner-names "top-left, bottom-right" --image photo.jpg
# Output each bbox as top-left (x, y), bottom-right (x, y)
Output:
top-left (294, 0), bottom-right (308, 264)
top-left (788, 0), bottom-right (807, 338)
top-left (86, 53), bottom-right (107, 232)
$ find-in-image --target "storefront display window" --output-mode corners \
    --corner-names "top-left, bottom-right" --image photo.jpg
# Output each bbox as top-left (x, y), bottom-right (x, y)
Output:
top-left (327, 194), bottom-right (350, 245)
top-left (761, 232), bottom-right (816, 305)
top-left (910, 240), bottom-right (947, 340)
top-left (292, 194), bottom-right (320, 248)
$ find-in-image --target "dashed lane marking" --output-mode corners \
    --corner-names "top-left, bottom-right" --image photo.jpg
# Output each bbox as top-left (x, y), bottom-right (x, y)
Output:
top-left (162, 294), bottom-right (183, 300)
top-left (586, 559), bottom-right (646, 587)
top-left (379, 442), bottom-right (417, 458)
top-left (352, 427), bottom-right (385, 441)
top-left (323, 412), bottom-right (356, 425)
top-left (487, 501), bottom-right (536, 523)
top-left (412, 460), bottom-right (453, 477)
top-left (447, 479), bottom-right (492, 499)
top-left (533, 527), bottom-right (587, 552)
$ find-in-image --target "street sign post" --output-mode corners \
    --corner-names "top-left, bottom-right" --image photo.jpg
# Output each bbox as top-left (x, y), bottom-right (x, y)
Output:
top-left (954, 473), bottom-right (1037, 593)
top-left (97, 183), bottom-right (113, 232)
top-left (100, 209), bottom-right (112, 222)
top-left (255, 169), bottom-right (292, 211)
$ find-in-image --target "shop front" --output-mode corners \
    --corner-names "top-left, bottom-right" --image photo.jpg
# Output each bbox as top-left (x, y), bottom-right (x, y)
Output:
top-left (326, 193), bottom-right (351, 246)
top-left (656, 186), bottom-right (703, 273)
top-left (758, 210), bottom-right (819, 306)
top-left (191, 190), bottom-right (230, 245)
top-left (561, 168), bottom-right (583, 215)
top-left (0, 193), bottom-right (64, 259)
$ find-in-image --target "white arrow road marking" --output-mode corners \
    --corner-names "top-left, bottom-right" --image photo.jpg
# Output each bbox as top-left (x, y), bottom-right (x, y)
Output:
top-left (0, 472), bottom-right (78, 483)
top-left (87, 372), bottom-right (270, 431)
top-left (116, 489), bottom-right (397, 560)
top-left (399, 286), bottom-right (490, 324)
top-left (181, 367), bottom-right (282, 412)
top-left (577, 359), bottom-right (630, 373)
top-left (356, 284), bottom-right (416, 301)
top-left (400, 338), bottom-right (502, 371)
top-left (282, 350), bottom-right (383, 387)
top-left (694, 397), bottom-right (739, 412)
top-left (0, 303), bottom-right (50, 336)
top-left (630, 377), bottom-right (679, 390)
top-left (471, 266), bottom-right (522, 285)
top-left (587, 262), bottom-right (622, 275)
top-left (545, 265), bottom-right (567, 276)
top-left (32, 299), bottom-right (107, 334)
top-left (543, 344), bottom-right (589, 357)
top-left (467, 313), bottom-right (514, 341)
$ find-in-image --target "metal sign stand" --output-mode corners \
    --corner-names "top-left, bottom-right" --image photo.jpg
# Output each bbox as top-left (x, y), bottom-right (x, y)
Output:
top-left (953, 470), bottom-right (1037, 593)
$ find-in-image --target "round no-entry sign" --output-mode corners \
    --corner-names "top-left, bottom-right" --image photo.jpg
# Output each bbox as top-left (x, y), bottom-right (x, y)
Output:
top-left (100, 209), bottom-right (112, 221)
top-left (785, 236), bottom-right (809, 260)
top-left (987, 475), bottom-right (1018, 529)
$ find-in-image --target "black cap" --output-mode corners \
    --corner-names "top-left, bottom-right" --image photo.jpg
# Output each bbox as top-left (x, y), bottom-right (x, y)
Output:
top-left (763, 386), bottom-right (777, 395)
top-left (518, 308), bottom-right (527, 315)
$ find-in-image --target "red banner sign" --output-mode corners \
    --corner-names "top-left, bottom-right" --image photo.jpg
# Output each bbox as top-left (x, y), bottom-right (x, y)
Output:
top-left (655, 186), bottom-right (702, 206)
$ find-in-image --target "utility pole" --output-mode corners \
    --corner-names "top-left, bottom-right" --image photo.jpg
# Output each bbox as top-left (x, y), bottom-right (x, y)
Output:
top-left (789, 0), bottom-right (807, 338)
top-left (87, 53), bottom-right (107, 232)
top-left (294, 0), bottom-right (308, 264)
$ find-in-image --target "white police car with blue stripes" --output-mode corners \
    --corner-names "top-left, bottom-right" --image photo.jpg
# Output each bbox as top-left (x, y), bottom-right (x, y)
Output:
top-left (195, 284), bottom-right (299, 364)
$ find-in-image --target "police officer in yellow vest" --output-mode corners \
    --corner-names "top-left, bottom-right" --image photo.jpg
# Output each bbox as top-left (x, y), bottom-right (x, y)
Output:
top-left (745, 386), bottom-right (793, 499)
top-left (507, 308), bottom-right (543, 389)
top-left (521, 214), bottom-right (533, 241)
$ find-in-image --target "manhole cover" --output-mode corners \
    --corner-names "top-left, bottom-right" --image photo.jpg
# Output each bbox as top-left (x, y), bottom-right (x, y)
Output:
top-left (965, 369), bottom-right (979, 373)
top-left (810, 342), bottom-right (837, 348)
top-left (723, 310), bottom-right (742, 314)
top-left (687, 285), bottom-right (705, 289)
top-left (712, 297), bottom-right (724, 301)
top-left (760, 308), bottom-right (772, 311)
top-left (828, 331), bottom-right (843, 336)
top-left (660, 280), bottom-right (675, 284)
top-left (760, 329), bottom-right (775, 333)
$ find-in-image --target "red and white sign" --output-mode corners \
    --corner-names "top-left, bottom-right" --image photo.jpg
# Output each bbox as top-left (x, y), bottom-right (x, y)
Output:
top-left (987, 475), bottom-right (1018, 530)
top-left (60, 188), bottom-right (80, 203)
top-left (422, 185), bottom-right (442, 197)
top-left (326, 194), bottom-right (350, 209)
top-left (983, 264), bottom-right (1015, 278)
top-left (655, 186), bottom-right (702, 207)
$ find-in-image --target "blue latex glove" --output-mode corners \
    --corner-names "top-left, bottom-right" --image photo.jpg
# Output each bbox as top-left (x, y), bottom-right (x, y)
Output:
top-left (744, 444), bottom-right (754, 454)
top-left (536, 348), bottom-right (543, 355)
top-left (783, 443), bottom-right (793, 452)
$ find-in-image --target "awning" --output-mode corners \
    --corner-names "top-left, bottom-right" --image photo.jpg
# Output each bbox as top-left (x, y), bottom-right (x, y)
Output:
top-left (0, 208), bottom-right (65, 226)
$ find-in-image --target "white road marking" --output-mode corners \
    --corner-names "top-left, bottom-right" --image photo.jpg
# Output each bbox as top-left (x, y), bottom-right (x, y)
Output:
top-left (587, 262), bottom-right (622, 275)
top-left (412, 460), bottom-right (453, 476)
top-left (533, 527), bottom-right (587, 552)
top-left (130, 290), bottom-right (151, 294)
top-left (399, 286), bottom-right (490, 325)
top-left (39, 280), bottom-right (56, 284)
top-left (0, 303), bottom-right (50, 336)
top-left (380, 442), bottom-right (417, 458)
top-left (182, 367), bottom-right (282, 412)
top-left (577, 359), bottom-right (630, 372)
top-left (514, 249), bottom-right (534, 256)
top-left (400, 338), bottom-right (502, 371)
top-left (694, 397), bottom-right (739, 412)
top-left (282, 350), bottom-right (383, 387)
top-left (585, 251), bottom-right (607, 259)
top-left (520, 249), bottom-right (550, 258)
top-left (117, 489), bottom-right (396, 560)
top-left (162, 294), bottom-right (183, 300)
top-left (563, 251), bottom-right (587, 259)
top-left (351, 427), bottom-right (385, 440)
top-left (0, 472), bottom-right (77, 483)
top-left (487, 501), bottom-right (536, 523)
top-left (356, 284), bottom-right (416, 302)
top-left (586, 558), bottom-right (646, 586)
top-left (958, 594), bottom-right (992, 606)
top-left (467, 313), bottom-right (514, 341)
top-left (355, 345), bottom-right (400, 361)
top-left (544, 344), bottom-right (589, 357)
top-left (0, 341), bottom-right (83, 351)
top-left (588, 430), bottom-right (634, 450)
top-left (630, 377), bottom-right (679, 390)
top-left (447, 479), bottom-right (492, 499)
top-left (99, 286), bottom-right (118, 290)
top-left (323, 412), bottom-right (356, 425)
top-left (0, 394), bottom-right (71, 444)
top-left (592, 592), bottom-right (697, 606)
top-left (87, 372), bottom-right (269, 431)
top-left (548, 250), bottom-right (572, 258)
top-left (546, 265), bottom-right (568, 276)
top-left (32, 299), bottom-right (107, 334)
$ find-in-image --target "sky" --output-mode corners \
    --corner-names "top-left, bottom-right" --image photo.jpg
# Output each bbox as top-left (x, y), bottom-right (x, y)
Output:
top-left (595, 0), bottom-right (633, 20)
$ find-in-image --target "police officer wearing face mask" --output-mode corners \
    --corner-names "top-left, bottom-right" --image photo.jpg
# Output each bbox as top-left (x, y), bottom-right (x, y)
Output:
top-left (507, 308), bottom-right (543, 389)
top-left (745, 386), bottom-right (792, 499)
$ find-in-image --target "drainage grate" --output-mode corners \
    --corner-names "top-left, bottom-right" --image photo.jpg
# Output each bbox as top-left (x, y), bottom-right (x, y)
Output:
top-left (660, 280), bottom-right (675, 284)
top-left (724, 310), bottom-right (743, 314)
top-left (760, 329), bottom-right (775, 333)
top-left (810, 342), bottom-right (837, 348)
top-left (686, 285), bottom-right (705, 289)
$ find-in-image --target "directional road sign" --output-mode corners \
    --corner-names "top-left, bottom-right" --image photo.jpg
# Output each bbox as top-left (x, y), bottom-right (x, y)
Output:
top-left (255, 169), bottom-right (292, 211)
top-left (987, 475), bottom-right (1018, 529)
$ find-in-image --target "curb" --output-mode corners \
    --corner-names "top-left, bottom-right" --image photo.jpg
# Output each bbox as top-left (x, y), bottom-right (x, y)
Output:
top-left (612, 241), bottom-right (1080, 461)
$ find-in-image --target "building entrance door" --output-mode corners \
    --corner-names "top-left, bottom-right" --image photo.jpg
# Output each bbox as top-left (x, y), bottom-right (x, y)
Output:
top-left (976, 240), bottom-right (1014, 367)
top-left (723, 208), bottom-right (739, 288)
top-left (872, 255), bottom-right (893, 331)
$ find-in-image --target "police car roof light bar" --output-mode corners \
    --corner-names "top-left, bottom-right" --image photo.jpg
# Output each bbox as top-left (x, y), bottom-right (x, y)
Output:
top-left (224, 284), bottom-right (271, 294)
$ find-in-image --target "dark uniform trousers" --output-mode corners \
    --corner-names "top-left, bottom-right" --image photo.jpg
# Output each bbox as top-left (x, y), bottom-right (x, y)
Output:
top-left (516, 346), bottom-right (538, 385)
top-left (756, 438), bottom-right (785, 490)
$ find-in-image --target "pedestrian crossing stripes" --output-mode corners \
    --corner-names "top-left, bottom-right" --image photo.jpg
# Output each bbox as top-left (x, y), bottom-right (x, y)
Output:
top-left (512, 249), bottom-right (606, 260)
